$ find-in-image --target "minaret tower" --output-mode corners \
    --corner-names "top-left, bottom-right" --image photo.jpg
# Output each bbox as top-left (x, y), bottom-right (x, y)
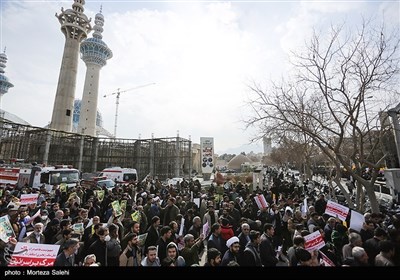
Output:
top-left (0, 48), bottom-right (14, 118)
top-left (50, 0), bottom-right (91, 132)
top-left (78, 7), bottom-right (112, 136)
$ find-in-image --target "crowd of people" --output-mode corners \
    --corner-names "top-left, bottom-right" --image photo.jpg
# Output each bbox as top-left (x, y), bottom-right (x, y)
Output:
top-left (0, 168), bottom-right (399, 267)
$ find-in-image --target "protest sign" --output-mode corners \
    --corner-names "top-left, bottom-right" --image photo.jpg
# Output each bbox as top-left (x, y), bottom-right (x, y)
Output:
top-left (193, 198), bottom-right (200, 209)
top-left (20, 194), bottom-right (39, 205)
top-left (59, 183), bottom-right (67, 193)
top-left (304, 231), bottom-right (325, 252)
top-left (178, 217), bottom-right (185, 237)
top-left (202, 223), bottom-right (210, 237)
top-left (324, 200), bottom-right (349, 221)
top-left (131, 211), bottom-right (141, 223)
top-left (138, 233), bottom-right (148, 247)
top-left (72, 223), bottom-right (84, 234)
top-left (112, 200), bottom-right (122, 217)
top-left (319, 250), bottom-right (335, 266)
top-left (120, 200), bottom-right (127, 211)
top-left (0, 215), bottom-right (15, 243)
top-left (9, 242), bottom-right (60, 266)
top-left (350, 210), bottom-right (364, 232)
top-left (254, 194), bottom-right (268, 209)
top-left (95, 190), bottom-right (105, 201)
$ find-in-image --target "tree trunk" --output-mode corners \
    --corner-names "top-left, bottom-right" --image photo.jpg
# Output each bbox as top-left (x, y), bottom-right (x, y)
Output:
top-left (304, 160), bottom-right (312, 181)
top-left (332, 178), bottom-right (355, 209)
top-left (328, 178), bottom-right (336, 201)
top-left (364, 182), bottom-right (380, 213)
top-left (356, 181), bottom-right (363, 212)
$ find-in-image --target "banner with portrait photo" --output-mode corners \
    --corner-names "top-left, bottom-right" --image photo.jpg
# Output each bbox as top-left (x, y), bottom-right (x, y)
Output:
top-left (0, 215), bottom-right (15, 243)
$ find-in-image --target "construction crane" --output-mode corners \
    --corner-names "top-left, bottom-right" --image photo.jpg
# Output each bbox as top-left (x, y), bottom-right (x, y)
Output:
top-left (103, 82), bottom-right (155, 138)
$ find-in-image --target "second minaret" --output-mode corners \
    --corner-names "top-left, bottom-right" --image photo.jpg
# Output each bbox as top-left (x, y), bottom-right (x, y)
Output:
top-left (78, 8), bottom-right (112, 136)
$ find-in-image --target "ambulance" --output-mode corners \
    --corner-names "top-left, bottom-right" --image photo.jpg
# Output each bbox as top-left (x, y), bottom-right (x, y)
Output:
top-left (99, 167), bottom-right (137, 184)
top-left (0, 164), bottom-right (80, 189)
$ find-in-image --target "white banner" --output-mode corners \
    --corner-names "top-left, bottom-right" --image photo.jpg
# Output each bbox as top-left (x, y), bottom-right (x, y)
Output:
top-left (301, 197), bottom-right (308, 217)
top-left (304, 231), bottom-right (325, 252)
top-left (193, 198), bottom-right (200, 209)
top-left (9, 242), bottom-right (60, 266)
top-left (200, 137), bottom-right (214, 174)
top-left (178, 217), bottom-right (185, 237)
top-left (19, 193), bottom-right (39, 205)
top-left (202, 222), bottom-right (210, 237)
top-left (350, 210), bottom-right (364, 232)
top-left (85, 218), bottom-right (93, 229)
top-left (324, 200), bottom-right (349, 221)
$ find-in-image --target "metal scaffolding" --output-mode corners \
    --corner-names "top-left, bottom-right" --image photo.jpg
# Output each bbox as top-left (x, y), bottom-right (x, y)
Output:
top-left (0, 119), bottom-right (192, 180)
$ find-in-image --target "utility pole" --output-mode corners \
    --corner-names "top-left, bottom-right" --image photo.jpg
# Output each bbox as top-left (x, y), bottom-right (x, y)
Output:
top-left (103, 83), bottom-right (155, 138)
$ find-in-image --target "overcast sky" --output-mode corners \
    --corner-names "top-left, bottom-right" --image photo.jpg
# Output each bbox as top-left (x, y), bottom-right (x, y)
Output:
top-left (0, 0), bottom-right (398, 154)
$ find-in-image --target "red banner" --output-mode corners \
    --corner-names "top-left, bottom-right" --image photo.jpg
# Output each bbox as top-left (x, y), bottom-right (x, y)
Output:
top-left (9, 256), bottom-right (55, 267)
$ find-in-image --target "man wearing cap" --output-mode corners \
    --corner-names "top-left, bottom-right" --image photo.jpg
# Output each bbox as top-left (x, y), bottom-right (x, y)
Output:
top-left (221, 236), bottom-right (240, 266)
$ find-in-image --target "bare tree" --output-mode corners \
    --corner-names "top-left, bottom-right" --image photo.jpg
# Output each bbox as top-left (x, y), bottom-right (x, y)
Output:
top-left (246, 19), bottom-right (399, 213)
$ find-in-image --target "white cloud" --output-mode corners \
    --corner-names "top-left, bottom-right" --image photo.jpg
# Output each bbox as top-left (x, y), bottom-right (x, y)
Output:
top-left (301, 0), bottom-right (364, 13)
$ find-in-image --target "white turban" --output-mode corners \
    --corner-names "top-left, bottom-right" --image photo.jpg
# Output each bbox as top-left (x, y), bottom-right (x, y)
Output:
top-left (285, 206), bottom-right (293, 213)
top-left (226, 236), bottom-right (240, 248)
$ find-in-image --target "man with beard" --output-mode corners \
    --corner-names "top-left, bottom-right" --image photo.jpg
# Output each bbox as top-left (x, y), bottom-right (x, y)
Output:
top-left (221, 236), bottom-right (240, 266)
top-left (54, 238), bottom-right (80, 266)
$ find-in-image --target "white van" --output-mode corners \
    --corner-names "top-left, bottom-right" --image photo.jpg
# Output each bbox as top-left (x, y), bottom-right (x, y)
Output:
top-left (99, 167), bottom-right (137, 184)
top-left (374, 181), bottom-right (394, 207)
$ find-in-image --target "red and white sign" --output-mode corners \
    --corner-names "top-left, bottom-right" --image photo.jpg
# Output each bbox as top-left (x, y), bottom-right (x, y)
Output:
top-left (304, 231), bottom-right (325, 252)
top-left (0, 167), bottom-right (20, 186)
top-left (324, 200), bottom-right (349, 221)
top-left (19, 194), bottom-right (39, 205)
top-left (319, 250), bottom-right (335, 267)
top-left (9, 242), bottom-right (60, 267)
top-left (254, 194), bottom-right (268, 209)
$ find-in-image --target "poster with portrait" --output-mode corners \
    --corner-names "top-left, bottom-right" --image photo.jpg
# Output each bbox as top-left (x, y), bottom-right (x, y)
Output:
top-left (0, 215), bottom-right (15, 243)
top-left (137, 233), bottom-right (148, 247)
top-left (120, 200), bottom-right (127, 211)
top-left (112, 200), bottom-right (123, 217)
